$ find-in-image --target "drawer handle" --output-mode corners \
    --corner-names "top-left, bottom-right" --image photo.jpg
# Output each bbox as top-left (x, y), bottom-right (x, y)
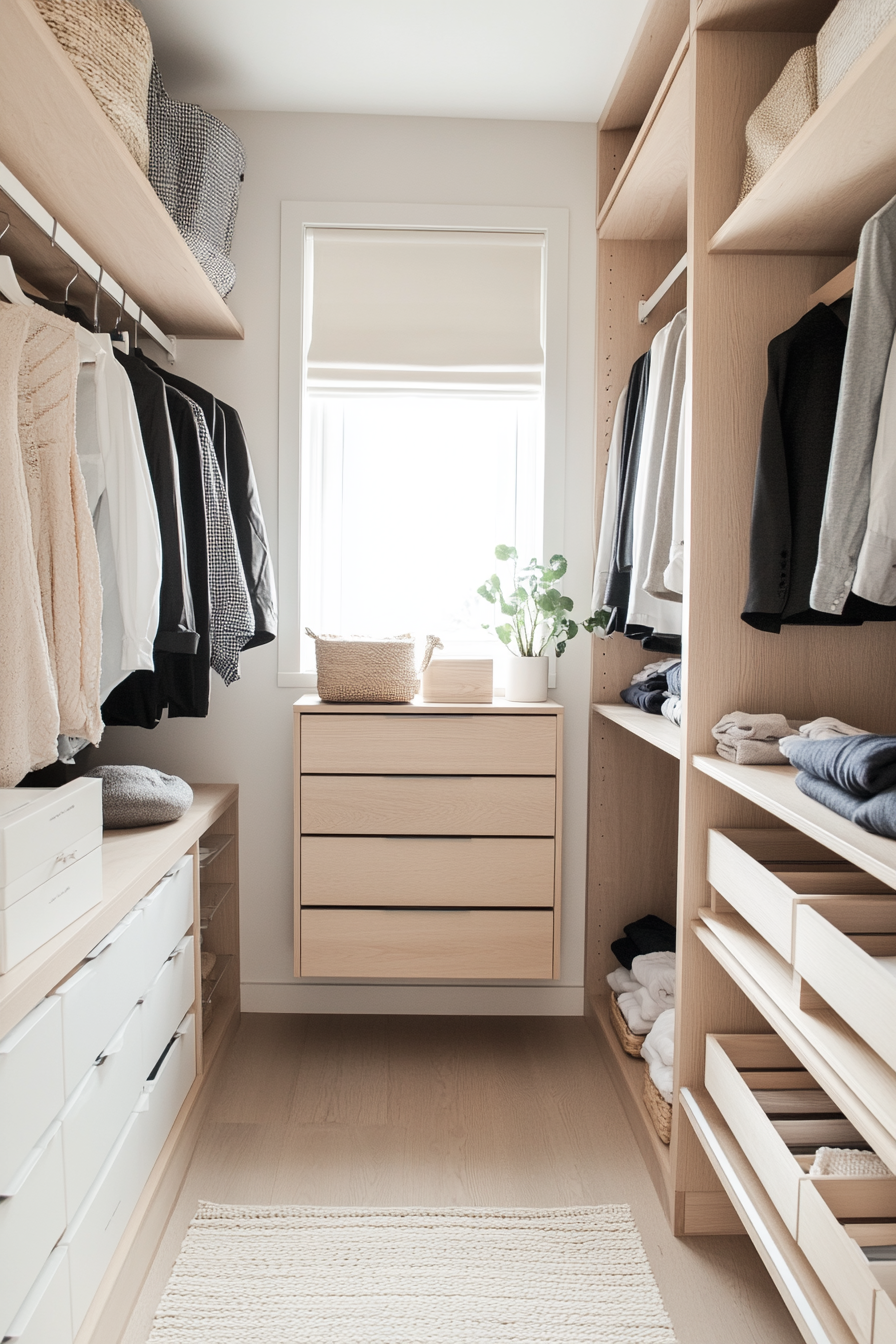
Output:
top-left (384, 714), bottom-right (474, 719)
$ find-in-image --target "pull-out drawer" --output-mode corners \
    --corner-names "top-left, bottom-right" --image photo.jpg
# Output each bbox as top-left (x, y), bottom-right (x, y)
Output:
top-left (141, 937), bottom-right (195, 1076)
top-left (707, 828), bottom-right (892, 961)
top-left (0, 997), bottom-right (64, 1193)
top-left (59, 1004), bottom-right (145, 1219)
top-left (798, 1176), bottom-right (896, 1344)
top-left (135, 855), bottom-right (194, 985)
top-left (2, 1246), bottom-right (72, 1344)
top-left (301, 776), bottom-right (556, 836)
top-left (793, 901), bottom-right (896, 1073)
top-left (705, 1033), bottom-right (865, 1236)
top-left (136, 1013), bottom-right (196, 1179)
top-left (301, 908), bottom-right (554, 979)
top-left (53, 907), bottom-right (147, 1094)
top-left (0, 846), bottom-right (103, 975)
top-left (0, 1123), bottom-right (66, 1337)
top-left (301, 837), bottom-right (556, 907)
top-left (301, 713), bottom-right (557, 775)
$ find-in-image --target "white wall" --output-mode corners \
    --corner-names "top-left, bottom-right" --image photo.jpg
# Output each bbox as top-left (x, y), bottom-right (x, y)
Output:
top-left (98, 111), bottom-right (597, 1014)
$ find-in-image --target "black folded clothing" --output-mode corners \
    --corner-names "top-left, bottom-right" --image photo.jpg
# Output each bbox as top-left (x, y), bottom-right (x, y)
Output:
top-left (620, 684), bottom-right (666, 714)
top-left (611, 936), bottom-right (640, 969)
top-left (624, 913), bottom-right (676, 954)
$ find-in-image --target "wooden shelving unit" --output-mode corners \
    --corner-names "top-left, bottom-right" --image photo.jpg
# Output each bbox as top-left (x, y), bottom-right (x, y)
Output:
top-left (197, 799), bottom-right (240, 1074)
top-left (593, 704), bottom-right (681, 758)
top-left (696, 0), bottom-right (836, 30)
top-left (0, 0), bottom-right (243, 339)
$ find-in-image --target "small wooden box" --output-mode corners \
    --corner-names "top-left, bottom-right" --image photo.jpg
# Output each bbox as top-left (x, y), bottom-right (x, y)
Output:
top-left (421, 658), bottom-right (493, 704)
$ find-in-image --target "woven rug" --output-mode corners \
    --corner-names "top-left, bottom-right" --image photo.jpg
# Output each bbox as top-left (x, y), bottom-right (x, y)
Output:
top-left (148, 1203), bottom-right (678, 1342)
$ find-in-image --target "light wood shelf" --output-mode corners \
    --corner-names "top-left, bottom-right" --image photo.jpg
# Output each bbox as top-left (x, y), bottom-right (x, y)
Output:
top-left (694, 907), bottom-right (896, 1174)
top-left (695, 0), bottom-right (836, 30)
top-left (709, 14), bottom-right (896, 254)
top-left (680, 1087), bottom-right (858, 1344)
top-left (693, 755), bottom-right (896, 890)
top-left (599, 0), bottom-right (689, 132)
top-left (593, 703), bottom-right (681, 758)
top-left (598, 35), bottom-right (690, 241)
top-left (0, 0), bottom-right (244, 339)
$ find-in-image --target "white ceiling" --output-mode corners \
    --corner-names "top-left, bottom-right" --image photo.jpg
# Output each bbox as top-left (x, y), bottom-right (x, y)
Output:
top-left (134, 0), bottom-right (649, 123)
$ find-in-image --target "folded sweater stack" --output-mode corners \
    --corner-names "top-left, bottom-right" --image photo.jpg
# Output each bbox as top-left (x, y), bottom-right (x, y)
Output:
top-left (781, 732), bottom-right (896, 840)
top-left (620, 658), bottom-right (682, 719)
top-left (712, 712), bottom-right (867, 764)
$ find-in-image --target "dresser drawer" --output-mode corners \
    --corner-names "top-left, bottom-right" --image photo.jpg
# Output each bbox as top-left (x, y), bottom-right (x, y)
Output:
top-left (141, 937), bottom-right (195, 1076)
top-left (707, 828), bottom-right (892, 961)
top-left (0, 1123), bottom-right (66, 1337)
top-left (134, 855), bottom-right (194, 987)
top-left (0, 846), bottom-right (103, 975)
top-left (301, 776), bottom-right (555, 836)
top-left (301, 836), bottom-right (555, 907)
top-left (0, 997), bottom-right (64, 1194)
top-left (797, 1176), bottom-right (896, 1344)
top-left (301, 908), bottom-right (554, 978)
top-left (137, 1013), bottom-right (196, 1180)
top-left (2, 1246), bottom-right (72, 1344)
top-left (300, 713), bottom-right (557, 775)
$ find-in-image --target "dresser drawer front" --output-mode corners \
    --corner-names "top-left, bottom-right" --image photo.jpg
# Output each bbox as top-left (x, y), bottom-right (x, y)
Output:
top-left (301, 776), bottom-right (556, 836)
top-left (301, 714), bottom-right (557, 775)
top-left (301, 837), bottom-right (555, 907)
top-left (301, 908), bottom-right (554, 978)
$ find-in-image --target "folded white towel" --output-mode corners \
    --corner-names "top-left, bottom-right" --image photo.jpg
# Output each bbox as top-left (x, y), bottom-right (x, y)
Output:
top-left (631, 951), bottom-right (676, 1008)
top-left (641, 1009), bottom-right (675, 1104)
top-left (799, 716), bottom-right (869, 741)
top-left (809, 1147), bottom-right (892, 1177)
top-left (631, 657), bottom-right (680, 685)
top-left (606, 967), bottom-right (639, 995)
top-left (648, 1062), bottom-right (674, 1104)
top-left (615, 990), bottom-right (657, 1035)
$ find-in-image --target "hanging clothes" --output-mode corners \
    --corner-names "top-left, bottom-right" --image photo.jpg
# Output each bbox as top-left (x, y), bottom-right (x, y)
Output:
top-left (0, 305), bottom-right (59, 786)
top-left (645, 322), bottom-right (688, 601)
top-left (853, 320), bottom-right (896, 603)
top-left (603, 351), bottom-right (651, 632)
top-left (591, 387), bottom-right (627, 627)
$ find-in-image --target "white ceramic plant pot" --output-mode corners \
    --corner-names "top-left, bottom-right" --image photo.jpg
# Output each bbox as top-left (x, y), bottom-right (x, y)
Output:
top-left (505, 655), bottom-right (549, 703)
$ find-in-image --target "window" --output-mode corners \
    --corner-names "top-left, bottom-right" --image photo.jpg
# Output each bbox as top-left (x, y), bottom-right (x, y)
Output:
top-left (278, 204), bottom-right (569, 687)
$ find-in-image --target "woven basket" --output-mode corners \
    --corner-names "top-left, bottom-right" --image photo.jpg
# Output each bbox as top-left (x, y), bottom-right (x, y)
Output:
top-left (609, 992), bottom-right (647, 1058)
top-left (643, 1068), bottom-right (673, 1145)
top-left (817, 0), bottom-right (896, 102)
top-left (740, 45), bottom-right (817, 201)
top-left (33, 0), bottom-right (152, 173)
top-left (306, 631), bottom-right (443, 704)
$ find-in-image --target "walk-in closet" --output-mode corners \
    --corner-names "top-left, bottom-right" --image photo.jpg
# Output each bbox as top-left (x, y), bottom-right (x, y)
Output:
top-left (2, 0), bottom-right (896, 1341)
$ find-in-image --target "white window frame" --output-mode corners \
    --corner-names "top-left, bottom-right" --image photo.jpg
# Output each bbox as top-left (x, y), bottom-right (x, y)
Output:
top-left (277, 200), bottom-right (569, 688)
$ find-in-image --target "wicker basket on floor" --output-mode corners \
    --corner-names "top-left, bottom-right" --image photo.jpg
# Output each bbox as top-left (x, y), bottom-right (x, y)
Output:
top-left (609, 992), bottom-right (647, 1057)
top-left (643, 1068), bottom-right (673, 1145)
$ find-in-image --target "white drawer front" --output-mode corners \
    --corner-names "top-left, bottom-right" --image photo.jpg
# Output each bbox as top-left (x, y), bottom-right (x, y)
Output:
top-left (0, 1125), bottom-right (66, 1337)
top-left (0, 998), bottom-right (64, 1192)
top-left (62, 1110), bottom-right (152, 1335)
top-left (2, 1246), bottom-right (72, 1344)
top-left (53, 907), bottom-right (147, 1094)
top-left (136, 855), bottom-right (194, 985)
top-left (59, 1005), bottom-right (145, 1220)
top-left (138, 1013), bottom-right (196, 1178)
top-left (0, 847), bottom-right (103, 975)
top-left (0, 779), bottom-right (102, 893)
top-left (141, 938), bottom-right (195, 1077)
top-left (1, 828), bottom-right (102, 911)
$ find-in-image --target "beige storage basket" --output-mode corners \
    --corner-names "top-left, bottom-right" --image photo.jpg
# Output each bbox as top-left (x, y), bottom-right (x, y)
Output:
top-left (306, 631), bottom-right (442, 704)
top-left (33, 0), bottom-right (152, 173)
top-left (609, 992), bottom-right (647, 1058)
top-left (817, 0), bottom-right (896, 103)
top-left (739, 45), bottom-right (817, 201)
top-left (643, 1067), bottom-right (673, 1145)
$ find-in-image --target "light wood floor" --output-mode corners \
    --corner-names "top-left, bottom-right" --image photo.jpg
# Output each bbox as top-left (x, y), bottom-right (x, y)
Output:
top-left (124, 1014), bottom-right (802, 1344)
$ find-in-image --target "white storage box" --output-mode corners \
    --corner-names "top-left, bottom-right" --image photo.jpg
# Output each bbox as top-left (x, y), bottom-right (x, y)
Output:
top-left (141, 937), bottom-right (194, 1077)
top-left (0, 997), bottom-right (64, 1192)
top-left (1, 847), bottom-right (103, 975)
top-left (62, 1109), bottom-right (151, 1335)
top-left (53, 907), bottom-right (146, 1094)
top-left (0, 1122), bottom-right (66, 1337)
top-left (135, 855), bottom-right (194, 985)
top-left (138, 1012), bottom-right (196, 1177)
top-left (0, 780), bottom-right (102, 905)
top-left (59, 1004), bottom-right (145, 1219)
top-left (2, 1246), bottom-right (72, 1344)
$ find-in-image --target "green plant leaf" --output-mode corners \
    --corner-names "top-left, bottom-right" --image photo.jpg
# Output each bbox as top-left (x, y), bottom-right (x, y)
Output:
top-left (499, 598), bottom-right (519, 615)
top-left (547, 554), bottom-right (568, 577)
top-left (583, 609), bottom-right (610, 633)
top-left (495, 544), bottom-right (517, 561)
top-left (559, 594), bottom-right (574, 611)
top-left (477, 585), bottom-right (496, 604)
top-left (565, 620), bottom-right (578, 640)
top-left (494, 624), bottom-right (513, 645)
top-left (555, 639), bottom-right (566, 657)
top-left (490, 574), bottom-right (503, 591)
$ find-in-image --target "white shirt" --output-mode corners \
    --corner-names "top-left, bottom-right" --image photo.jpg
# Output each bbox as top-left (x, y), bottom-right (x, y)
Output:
top-left (852, 324), bottom-right (896, 605)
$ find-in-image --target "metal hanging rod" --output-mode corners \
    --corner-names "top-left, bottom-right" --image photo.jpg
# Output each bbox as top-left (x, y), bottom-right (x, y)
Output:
top-left (638, 253), bottom-right (687, 325)
top-left (0, 157), bottom-right (176, 361)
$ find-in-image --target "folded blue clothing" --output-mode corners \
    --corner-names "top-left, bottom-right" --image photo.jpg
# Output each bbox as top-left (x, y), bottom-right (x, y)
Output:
top-left (783, 733), bottom-right (896, 797)
top-left (665, 661), bottom-right (682, 698)
top-left (620, 684), bottom-right (666, 714)
top-left (796, 770), bottom-right (896, 840)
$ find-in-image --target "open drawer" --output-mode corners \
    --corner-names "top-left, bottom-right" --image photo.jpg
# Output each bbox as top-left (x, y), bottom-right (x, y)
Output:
top-left (793, 901), bottom-right (896, 1073)
top-left (707, 828), bottom-right (893, 961)
top-left (799, 1177), bottom-right (896, 1344)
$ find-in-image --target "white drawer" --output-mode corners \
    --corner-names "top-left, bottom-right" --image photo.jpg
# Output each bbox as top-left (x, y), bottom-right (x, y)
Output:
top-left (141, 937), bottom-right (194, 1077)
top-left (59, 1004), bottom-right (145, 1220)
top-left (0, 1123), bottom-right (66, 1337)
top-left (0, 779), bottom-right (102, 896)
top-left (137, 1013), bottom-right (196, 1178)
top-left (2, 1246), bottom-right (72, 1344)
top-left (0, 847), bottom-right (103, 975)
top-left (53, 906), bottom-right (146, 1094)
top-left (62, 1109), bottom-right (152, 1335)
top-left (135, 855), bottom-right (194, 984)
top-left (0, 997), bottom-right (64, 1192)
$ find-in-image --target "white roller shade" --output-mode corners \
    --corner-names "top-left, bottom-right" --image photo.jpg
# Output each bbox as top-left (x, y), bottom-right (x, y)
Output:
top-left (306, 228), bottom-right (544, 392)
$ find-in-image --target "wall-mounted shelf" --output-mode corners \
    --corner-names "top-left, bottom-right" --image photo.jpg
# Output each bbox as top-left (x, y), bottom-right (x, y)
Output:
top-left (693, 755), bottom-right (896, 889)
top-left (695, 0), bottom-right (836, 30)
top-left (709, 14), bottom-right (896, 254)
top-left (0, 0), bottom-right (243, 340)
top-left (599, 0), bottom-right (689, 132)
top-left (598, 37), bottom-right (690, 241)
top-left (593, 703), bottom-right (681, 758)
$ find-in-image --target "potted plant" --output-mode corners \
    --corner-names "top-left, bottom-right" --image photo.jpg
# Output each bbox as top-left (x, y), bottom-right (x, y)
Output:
top-left (478, 545), bottom-right (578, 702)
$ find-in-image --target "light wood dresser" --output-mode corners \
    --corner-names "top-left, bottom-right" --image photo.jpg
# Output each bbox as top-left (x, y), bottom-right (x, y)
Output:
top-left (293, 696), bottom-right (563, 980)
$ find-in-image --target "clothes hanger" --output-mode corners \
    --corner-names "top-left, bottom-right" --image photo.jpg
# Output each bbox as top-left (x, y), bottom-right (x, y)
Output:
top-left (0, 214), bottom-right (35, 306)
top-left (92, 266), bottom-right (103, 333)
top-left (109, 291), bottom-right (129, 354)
